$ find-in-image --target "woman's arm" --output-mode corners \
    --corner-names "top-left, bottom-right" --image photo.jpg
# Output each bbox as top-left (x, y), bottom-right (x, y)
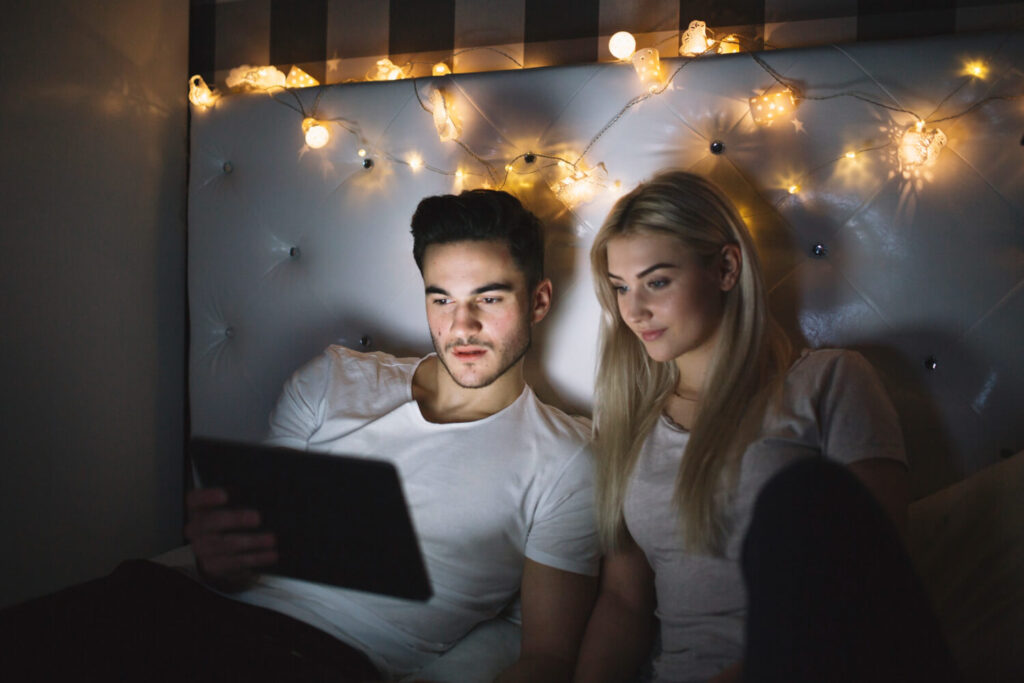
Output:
top-left (846, 457), bottom-right (910, 540)
top-left (573, 532), bottom-right (657, 683)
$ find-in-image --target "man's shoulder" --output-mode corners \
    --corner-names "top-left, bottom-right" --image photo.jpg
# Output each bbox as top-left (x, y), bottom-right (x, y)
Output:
top-left (520, 388), bottom-right (593, 453)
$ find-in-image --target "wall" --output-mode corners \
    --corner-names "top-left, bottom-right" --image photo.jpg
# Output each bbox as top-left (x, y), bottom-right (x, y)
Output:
top-left (189, 0), bottom-right (1024, 84)
top-left (0, 1), bottom-right (188, 607)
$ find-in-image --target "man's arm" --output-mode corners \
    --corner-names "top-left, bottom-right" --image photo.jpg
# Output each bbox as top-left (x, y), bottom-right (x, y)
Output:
top-left (495, 559), bottom-right (597, 683)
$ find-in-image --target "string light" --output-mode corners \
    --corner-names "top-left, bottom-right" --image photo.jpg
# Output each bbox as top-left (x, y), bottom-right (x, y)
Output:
top-left (680, 20), bottom-right (714, 56)
top-left (369, 58), bottom-right (406, 81)
top-left (408, 154), bottom-right (423, 171)
top-left (962, 60), bottom-right (988, 79)
top-left (188, 75), bottom-right (218, 109)
top-left (608, 31), bottom-right (637, 60)
top-left (717, 35), bottom-right (741, 54)
top-left (749, 88), bottom-right (798, 126)
top-left (301, 117), bottom-right (330, 149)
top-left (357, 148), bottom-right (367, 157)
top-left (432, 62), bottom-right (451, 76)
top-left (899, 121), bottom-right (947, 173)
top-left (430, 88), bottom-right (461, 142)
top-left (788, 184), bottom-right (800, 194)
top-left (226, 65), bottom-right (286, 90)
top-left (631, 48), bottom-right (664, 90)
top-left (845, 151), bottom-right (857, 159)
top-left (285, 66), bottom-right (319, 89)
top-left (551, 161), bottom-right (608, 209)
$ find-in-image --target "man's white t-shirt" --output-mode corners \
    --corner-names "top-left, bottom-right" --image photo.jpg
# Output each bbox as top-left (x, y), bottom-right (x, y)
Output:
top-left (232, 346), bottom-right (599, 677)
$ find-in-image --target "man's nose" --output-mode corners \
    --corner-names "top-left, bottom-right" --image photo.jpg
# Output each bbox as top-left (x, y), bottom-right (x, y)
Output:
top-left (451, 302), bottom-right (483, 335)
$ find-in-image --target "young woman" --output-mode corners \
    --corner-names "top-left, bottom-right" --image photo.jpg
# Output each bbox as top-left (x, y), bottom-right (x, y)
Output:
top-left (574, 170), bottom-right (957, 682)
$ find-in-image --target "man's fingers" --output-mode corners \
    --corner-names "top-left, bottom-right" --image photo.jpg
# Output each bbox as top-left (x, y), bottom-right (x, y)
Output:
top-left (184, 508), bottom-right (262, 540)
top-left (186, 487), bottom-right (229, 511)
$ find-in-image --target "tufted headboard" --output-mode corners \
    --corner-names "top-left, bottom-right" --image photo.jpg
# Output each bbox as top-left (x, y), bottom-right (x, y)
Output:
top-left (188, 30), bottom-right (1023, 499)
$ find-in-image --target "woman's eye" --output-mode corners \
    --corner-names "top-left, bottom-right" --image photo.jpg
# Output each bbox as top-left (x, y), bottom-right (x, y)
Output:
top-left (648, 279), bottom-right (669, 289)
top-left (613, 285), bottom-right (628, 295)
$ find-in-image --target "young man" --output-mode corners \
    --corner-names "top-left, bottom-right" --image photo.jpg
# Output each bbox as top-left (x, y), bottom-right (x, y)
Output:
top-left (185, 189), bottom-right (599, 680)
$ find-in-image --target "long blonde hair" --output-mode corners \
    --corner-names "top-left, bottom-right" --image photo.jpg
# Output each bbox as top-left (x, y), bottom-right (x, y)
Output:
top-left (591, 170), bottom-right (792, 555)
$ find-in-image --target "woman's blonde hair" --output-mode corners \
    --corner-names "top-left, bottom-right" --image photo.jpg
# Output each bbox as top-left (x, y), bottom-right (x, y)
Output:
top-left (590, 170), bottom-right (792, 555)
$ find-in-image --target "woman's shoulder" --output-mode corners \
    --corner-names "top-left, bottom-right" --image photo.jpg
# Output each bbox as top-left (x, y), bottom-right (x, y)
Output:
top-left (788, 347), bottom-right (874, 383)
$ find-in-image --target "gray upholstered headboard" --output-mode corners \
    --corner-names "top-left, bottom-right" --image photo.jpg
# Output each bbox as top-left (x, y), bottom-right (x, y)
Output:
top-left (188, 30), bottom-right (1024, 499)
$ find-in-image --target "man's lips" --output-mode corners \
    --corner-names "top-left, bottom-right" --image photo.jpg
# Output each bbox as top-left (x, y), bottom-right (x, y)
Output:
top-left (451, 346), bottom-right (488, 360)
top-left (640, 329), bottom-right (665, 342)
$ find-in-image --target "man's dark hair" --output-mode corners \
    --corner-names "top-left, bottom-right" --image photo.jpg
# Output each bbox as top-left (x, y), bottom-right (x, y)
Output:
top-left (411, 189), bottom-right (545, 290)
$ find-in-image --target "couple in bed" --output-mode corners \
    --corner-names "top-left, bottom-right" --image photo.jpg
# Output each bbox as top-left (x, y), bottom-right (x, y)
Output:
top-left (3, 171), bottom-right (957, 682)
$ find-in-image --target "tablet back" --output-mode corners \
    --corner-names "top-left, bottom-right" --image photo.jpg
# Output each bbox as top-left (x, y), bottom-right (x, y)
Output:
top-left (190, 438), bottom-right (432, 600)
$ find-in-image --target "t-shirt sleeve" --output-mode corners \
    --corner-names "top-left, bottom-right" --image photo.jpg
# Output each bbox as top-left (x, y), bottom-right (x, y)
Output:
top-left (819, 350), bottom-right (906, 467)
top-left (264, 352), bottom-right (331, 450)
top-left (524, 445), bottom-right (601, 577)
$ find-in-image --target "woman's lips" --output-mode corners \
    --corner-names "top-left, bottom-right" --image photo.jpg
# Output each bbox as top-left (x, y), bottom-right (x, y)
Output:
top-left (641, 329), bottom-right (665, 342)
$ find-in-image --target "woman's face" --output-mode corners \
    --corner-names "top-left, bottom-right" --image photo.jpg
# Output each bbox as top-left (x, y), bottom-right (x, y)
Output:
top-left (605, 231), bottom-right (730, 365)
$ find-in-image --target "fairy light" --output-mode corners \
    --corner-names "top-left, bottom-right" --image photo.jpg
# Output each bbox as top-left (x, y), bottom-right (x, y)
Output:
top-left (963, 60), bottom-right (988, 79)
top-left (285, 66), bottom-right (319, 89)
top-left (455, 169), bottom-right (465, 179)
top-left (432, 62), bottom-right (451, 76)
top-left (899, 122), bottom-right (947, 172)
top-left (749, 88), bottom-right (798, 126)
top-left (679, 20), bottom-right (714, 56)
top-left (788, 184), bottom-right (800, 194)
top-left (301, 118), bottom-right (330, 149)
top-left (551, 161), bottom-right (608, 208)
top-left (608, 31), bottom-right (636, 60)
top-left (631, 48), bottom-right (664, 90)
top-left (430, 89), bottom-right (461, 142)
top-left (227, 65), bottom-right (286, 90)
top-left (369, 58), bottom-right (406, 81)
top-left (188, 75), bottom-right (218, 109)
top-left (717, 35), bottom-right (741, 54)
top-left (408, 154), bottom-right (423, 171)
top-left (357, 148), bottom-right (367, 157)
top-left (845, 151), bottom-right (857, 159)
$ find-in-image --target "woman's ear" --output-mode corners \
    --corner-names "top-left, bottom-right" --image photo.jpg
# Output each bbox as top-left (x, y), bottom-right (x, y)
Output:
top-left (719, 244), bottom-right (741, 292)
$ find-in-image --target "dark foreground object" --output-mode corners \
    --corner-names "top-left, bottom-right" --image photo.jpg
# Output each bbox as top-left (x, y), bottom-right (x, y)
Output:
top-left (0, 560), bottom-right (379, 682)
top-left (742, 457), bottom-right (961, 682)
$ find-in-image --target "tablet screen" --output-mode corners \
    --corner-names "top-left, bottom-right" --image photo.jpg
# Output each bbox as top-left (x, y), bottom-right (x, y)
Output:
top-left (190, 438), bottom-right (432, 600)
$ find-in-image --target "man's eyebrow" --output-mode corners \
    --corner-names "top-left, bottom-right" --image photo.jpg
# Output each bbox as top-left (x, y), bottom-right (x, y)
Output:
top-left (425, 282), bottom-right (514, 296)
top-left (606, 262), bottom-right (678, 280)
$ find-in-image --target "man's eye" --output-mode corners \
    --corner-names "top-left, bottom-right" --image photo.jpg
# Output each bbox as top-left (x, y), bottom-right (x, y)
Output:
top-left (480, 297), bottom-right (501, 304)
top-left (432, 298), bottom-right (451, 305)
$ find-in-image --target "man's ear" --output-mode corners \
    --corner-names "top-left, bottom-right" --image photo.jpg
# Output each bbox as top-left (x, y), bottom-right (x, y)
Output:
top-left (719, 244), bottom-right (741, 292)
top-left (530, 278), bottom-right (553, 324)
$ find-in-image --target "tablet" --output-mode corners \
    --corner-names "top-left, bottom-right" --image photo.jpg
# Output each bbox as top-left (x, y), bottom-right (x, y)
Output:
top-left (189, 438), bottom-right (432, 600)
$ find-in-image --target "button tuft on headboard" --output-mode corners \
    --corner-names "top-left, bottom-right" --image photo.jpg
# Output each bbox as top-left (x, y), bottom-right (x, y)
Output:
top-left (362, 158), bottom-right (374, 169)
top-left (289, 246), bottom-right (300, 258)
top-left (359, 335), bottom-right (373, 348)
top-left (222, 162), bottom-right (233, 174)
top-left (710, 140), bottom-right (724, 155)
top-left (224, 326), bottom-right (235, 339)
top-left (925, 356), bottom-right (938, 371)
top-left (811, 243), bottom-right (827, 258)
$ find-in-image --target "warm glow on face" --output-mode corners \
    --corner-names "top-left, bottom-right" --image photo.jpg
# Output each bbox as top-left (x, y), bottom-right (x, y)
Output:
top-left (609, 31), bottom-right (636, 60)
top-left (302, 118), bottom-right (330, 148)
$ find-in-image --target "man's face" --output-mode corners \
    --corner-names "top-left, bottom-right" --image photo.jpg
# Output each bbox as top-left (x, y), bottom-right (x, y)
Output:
top-left (422, 240), bottom-right (538, 389)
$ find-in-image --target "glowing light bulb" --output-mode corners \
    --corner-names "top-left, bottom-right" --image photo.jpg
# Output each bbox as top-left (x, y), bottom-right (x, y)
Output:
top-left (285, 66), bottom-right (319, 88)
top-left (551, 161), bottom-right (608, 209)
top-left (188, 75), bottom-right (218, 109)
top-left (899, 123), bottom-right (947, 172)
top-left (226, 64), bottom-right (286, 90)
top-left (455, 169), bottom-right (465, 179)
top-left (357, 148), bottom-right (367, 157)
top-left (432, 62), bottom-right (451, 76)
top-left (788, 184), bottom-right (800, 194)
top-left (302, 118), bottom-right (330, 149)
top-left (717, 35), bottom-right (741, 54)
top-left (608, 31), bottom-right (636, 60)
top-left (430, 89), bottom-right (461, 142)
top-left (631, 48), bottom-right (664, 89)
top-left (408, 155), bottom-right (423, 171)
top-left (845, 151), bottom-right (856, 159)
top-left (679, 20), bottom-right (713, 56)
top-left (963, 60), bottom-right (988, 79)
top-left (369, 58), bottom-right (406, 81)
top-left (749, 88), bottom-right (798, 126)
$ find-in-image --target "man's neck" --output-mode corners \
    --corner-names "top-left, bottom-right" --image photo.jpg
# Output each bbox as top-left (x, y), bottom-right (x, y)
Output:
top-left (412, 356), bottom-right (527, 424)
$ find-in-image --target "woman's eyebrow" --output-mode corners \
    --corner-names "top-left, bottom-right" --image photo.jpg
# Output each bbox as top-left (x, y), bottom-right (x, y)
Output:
top-left (607, 262), bottom-right (678, 280)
